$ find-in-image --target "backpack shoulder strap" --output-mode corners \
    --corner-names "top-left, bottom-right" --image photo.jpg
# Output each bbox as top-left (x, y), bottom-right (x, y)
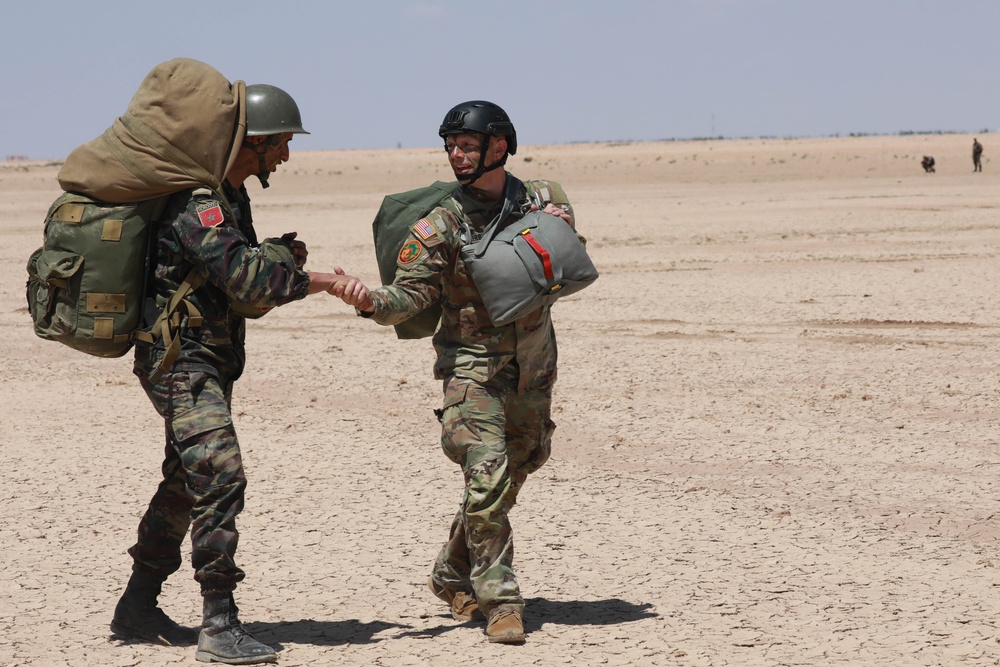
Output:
top-left (524, 179), bottom-right (570, 208)
top-left (468, 174), bottom-right (524, 255)
top-left (132, 191), bottom-right (209, 383)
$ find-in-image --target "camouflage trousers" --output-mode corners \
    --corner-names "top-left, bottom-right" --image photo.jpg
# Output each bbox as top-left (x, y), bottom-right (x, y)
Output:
top-left (432, 364), bottom-right (555, 613)
top-left (130, 368), bottom-right (247, 594)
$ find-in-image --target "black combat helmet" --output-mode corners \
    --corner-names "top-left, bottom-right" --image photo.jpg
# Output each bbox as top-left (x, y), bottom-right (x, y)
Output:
top-left (439, 100), bottom-right (517, 155)
top-left (439, 100), bottom-right (516, 184)
top-left (243, 84), bottom-right (308, 187)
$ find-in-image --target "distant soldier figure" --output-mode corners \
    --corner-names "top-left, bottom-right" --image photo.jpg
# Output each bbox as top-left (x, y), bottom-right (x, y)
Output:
top-left (973, 138), bottom-right (983, 172)
top-left (921, 156), bottom-right (935, 173)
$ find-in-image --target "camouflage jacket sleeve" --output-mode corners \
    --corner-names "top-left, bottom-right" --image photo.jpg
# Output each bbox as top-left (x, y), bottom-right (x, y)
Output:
top-left (170, 190), bottom-right (310, 309)
top-left (368, 205), bottom-right (458, 326)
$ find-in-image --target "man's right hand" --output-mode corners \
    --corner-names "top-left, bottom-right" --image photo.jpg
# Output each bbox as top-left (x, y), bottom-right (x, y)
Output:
top-left (308, 269), bottom-right (374, 312)
top-left (330, 275), bottom-right (372, 311)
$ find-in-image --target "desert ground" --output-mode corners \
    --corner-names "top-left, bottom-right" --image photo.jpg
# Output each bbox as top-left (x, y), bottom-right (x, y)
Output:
top-left (2, 133), bottom-right (1000, 666)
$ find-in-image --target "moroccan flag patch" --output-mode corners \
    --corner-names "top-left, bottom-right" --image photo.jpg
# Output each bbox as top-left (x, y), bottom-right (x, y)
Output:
top-left (398, 239), bottom-right (423, 264)
top-left (197, 202), bottom-right (224, 227)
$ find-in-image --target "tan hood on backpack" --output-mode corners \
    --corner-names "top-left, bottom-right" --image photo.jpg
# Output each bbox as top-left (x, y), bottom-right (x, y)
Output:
top-left (58, 58), bottom-right (247, 203)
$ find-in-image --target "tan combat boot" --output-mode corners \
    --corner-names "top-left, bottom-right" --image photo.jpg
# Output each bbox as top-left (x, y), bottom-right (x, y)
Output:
top-left (428, 578), bottom-right (483, 621)
top-left (485, 605), bottom-right (525, 644)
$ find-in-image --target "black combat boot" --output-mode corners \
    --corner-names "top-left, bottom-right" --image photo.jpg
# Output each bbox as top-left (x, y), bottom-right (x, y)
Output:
top-left (110, 570), bottom-right (199, 645)
top-left (195, 592), bottom-right (276, 664)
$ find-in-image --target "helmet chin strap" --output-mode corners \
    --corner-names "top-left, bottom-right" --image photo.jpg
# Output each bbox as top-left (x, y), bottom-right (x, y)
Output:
top-left (243, 139), bottom-right (273, 189)
top-left (455, 139), bottom-right (508, 185)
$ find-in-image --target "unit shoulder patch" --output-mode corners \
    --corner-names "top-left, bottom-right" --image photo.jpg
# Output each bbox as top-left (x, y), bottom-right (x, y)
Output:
top-left (398, 239), bottom-right (424, 265)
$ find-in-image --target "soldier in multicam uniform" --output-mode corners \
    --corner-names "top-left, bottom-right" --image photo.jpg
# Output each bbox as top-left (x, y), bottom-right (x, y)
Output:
top-left (973, 138), bottom-right (984, 172)
top-left (110, 85), bottom-right (364, 665)
top-left (346, 101), bottom-right (583, 644)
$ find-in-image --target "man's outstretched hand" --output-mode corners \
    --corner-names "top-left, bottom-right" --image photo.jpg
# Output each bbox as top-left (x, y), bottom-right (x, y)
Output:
top-left (308, 268), bottom-right (374, 313)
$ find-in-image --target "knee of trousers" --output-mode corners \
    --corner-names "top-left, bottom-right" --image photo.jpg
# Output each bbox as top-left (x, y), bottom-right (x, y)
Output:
top-left (462, 455), bottom-right (513, 526)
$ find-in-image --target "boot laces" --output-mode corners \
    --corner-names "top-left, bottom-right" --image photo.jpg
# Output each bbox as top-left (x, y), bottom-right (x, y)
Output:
top-left (228, 610), bottom-right (251, 638)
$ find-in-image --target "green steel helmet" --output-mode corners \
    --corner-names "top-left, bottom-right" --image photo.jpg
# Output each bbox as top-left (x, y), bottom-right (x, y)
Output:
top-left (439, 100), bottom-right (516, 156)
top-left (245, 84), bottom-right (309, 136)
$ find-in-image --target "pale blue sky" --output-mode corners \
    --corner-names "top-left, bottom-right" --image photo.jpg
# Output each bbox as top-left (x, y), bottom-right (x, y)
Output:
top-left (4, 0), bottom-right (999, 159)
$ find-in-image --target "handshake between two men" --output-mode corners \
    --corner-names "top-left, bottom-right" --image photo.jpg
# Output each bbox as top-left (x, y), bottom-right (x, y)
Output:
top-left (309, 267), bottom-right (374, 314)
top-left (281, 231), bottom-right (374, 314)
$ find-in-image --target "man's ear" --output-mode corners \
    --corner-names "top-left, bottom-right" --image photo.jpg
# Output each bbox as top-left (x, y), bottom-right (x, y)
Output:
top-left (493, 137), bottom-right (508, 159)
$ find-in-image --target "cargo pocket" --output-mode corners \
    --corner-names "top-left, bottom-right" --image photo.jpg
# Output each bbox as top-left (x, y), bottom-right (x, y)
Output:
top-left (521, 416), bottom-right (555, 475)
top-left (26, 248), bottom-right (83, 339)
top-left (440, 380), bottom-right (477, 464)
top-left (166, 371), bottom-right (234, 443)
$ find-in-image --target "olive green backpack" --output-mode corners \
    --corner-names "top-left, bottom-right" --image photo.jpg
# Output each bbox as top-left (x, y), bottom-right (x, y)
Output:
top-left (26, 192), bottom-right (205, 382)
top-left (371, 181), bottom-right (461, 339)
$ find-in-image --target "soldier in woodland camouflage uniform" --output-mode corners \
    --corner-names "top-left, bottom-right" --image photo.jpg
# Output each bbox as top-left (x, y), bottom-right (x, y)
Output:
top-left (973, 138), bottom-right (984, 172)
top-left (346, 101), bottom-right (583, 644)
top-left (110, 85), bottom-right (364, 665)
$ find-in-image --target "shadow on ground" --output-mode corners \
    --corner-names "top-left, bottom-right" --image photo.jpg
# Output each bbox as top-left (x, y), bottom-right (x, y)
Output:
top-left (246, 618), bottom-right (411, 648)
top-left (521, 597), bottom-right (658, 630)
top-left (394, 597), bottom-right (658, 639)
top-left (106, 599), bottom-right (657, 654)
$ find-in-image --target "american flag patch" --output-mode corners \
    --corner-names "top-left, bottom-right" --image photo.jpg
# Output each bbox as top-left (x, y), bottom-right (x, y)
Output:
top-left (412, 218), bottom-right (437, 241)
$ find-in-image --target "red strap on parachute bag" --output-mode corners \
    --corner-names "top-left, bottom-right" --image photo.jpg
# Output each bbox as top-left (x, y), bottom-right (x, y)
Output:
top-left (520, 229), bottom-right (554, 281)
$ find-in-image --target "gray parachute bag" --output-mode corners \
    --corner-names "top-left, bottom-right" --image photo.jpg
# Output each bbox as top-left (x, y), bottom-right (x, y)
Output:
top-left (459, 176), bottom-right (598, 326)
